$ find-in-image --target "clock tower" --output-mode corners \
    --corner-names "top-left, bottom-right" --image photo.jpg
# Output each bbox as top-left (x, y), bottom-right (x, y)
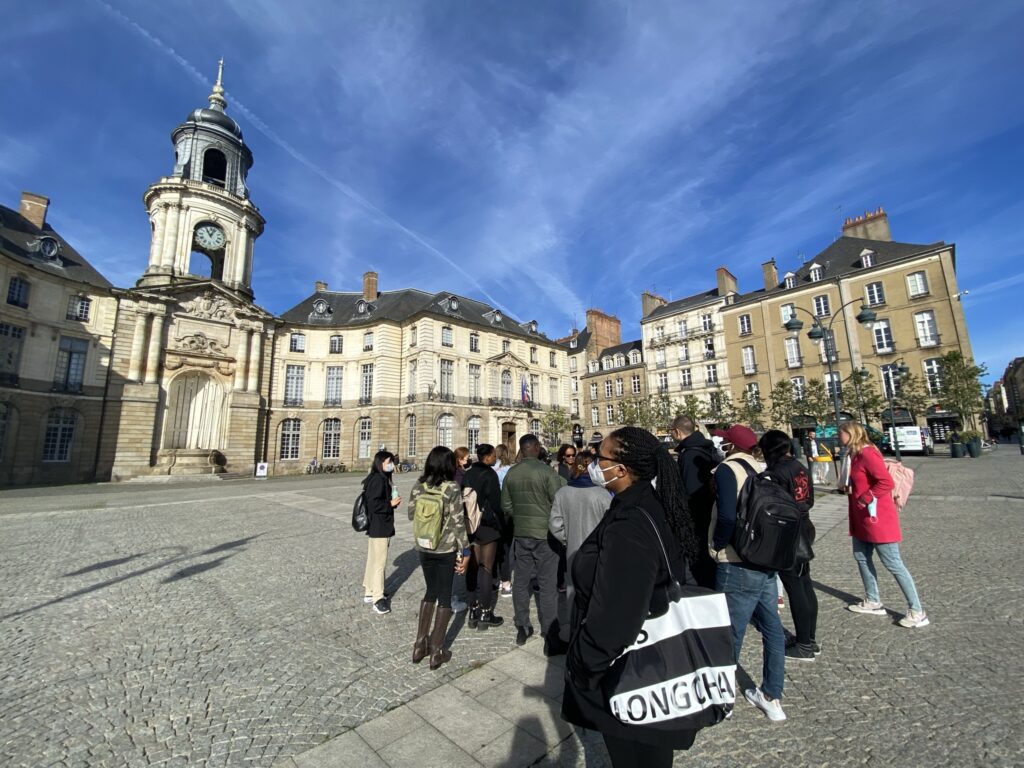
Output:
top-left (138, 61), bottom-right (264, 299)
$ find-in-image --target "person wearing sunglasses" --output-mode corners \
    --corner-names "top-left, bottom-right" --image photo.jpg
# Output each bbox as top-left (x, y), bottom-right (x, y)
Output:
top-left (556, 444), bottom-right (577, 481)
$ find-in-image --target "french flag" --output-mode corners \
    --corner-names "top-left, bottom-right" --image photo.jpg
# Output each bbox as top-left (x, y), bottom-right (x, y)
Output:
top-left (521, 375), bottom-right (530, 403)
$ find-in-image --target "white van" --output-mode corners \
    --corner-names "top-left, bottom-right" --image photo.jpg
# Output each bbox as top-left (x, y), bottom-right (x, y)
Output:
top-left (887, 425), bottom-right (934, 455)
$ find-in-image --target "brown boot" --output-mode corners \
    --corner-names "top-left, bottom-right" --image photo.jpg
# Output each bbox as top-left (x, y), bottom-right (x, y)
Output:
top-left (428, 606), bottom-right (454, 670)
top-left (412, 601), bottom-right (434, 664)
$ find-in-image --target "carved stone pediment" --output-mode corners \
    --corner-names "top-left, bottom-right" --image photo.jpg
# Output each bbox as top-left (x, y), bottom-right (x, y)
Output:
top-left (179, 292), bottom-right (238, 322)
top-left (173, 332), bottom-right (227, 355)
top-left (486, 352), bottom-right (530, 370)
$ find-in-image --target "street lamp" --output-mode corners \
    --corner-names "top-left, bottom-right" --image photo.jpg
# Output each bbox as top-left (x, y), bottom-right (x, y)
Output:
top-left (858, 360), bottom-right (911, 460)
top-left (783, 300), bottom-right (878, 434)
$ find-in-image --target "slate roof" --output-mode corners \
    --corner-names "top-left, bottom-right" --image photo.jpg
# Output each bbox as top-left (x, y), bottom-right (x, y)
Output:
top-left (598, 339), bottom-right (643, 359)
top-left (0, 204), bottom-right (113, 290)
top-left (562, 328), bottom-right (591, 355)
top-left (728, 235), bottom-right (944, 308)
top-left (642, 288), bottom-right (721, 322)
top-left (280, 288), bottom-right (559, 343)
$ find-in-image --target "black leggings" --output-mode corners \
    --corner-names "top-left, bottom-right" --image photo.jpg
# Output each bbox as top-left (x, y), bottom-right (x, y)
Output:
top-left (602, 733), bottom-right (673, 768)
top-left (473, 540), bottom-right (498, 609)
top-left (419, 551), bottom-right (457, 605)
top-left (779, 563), bottom-right (819, 644)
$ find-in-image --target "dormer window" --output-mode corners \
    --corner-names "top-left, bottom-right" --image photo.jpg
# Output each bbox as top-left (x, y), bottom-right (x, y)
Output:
top-left (492, 311), bottom-right (503, 325)
top-left (38, 236), bottom-right (61, 260)
top-left (861, 249), bottom-right (876, 268)
top-left (588, 361), bottom-right (599, 373)
top-left (601, 357), bottom-right (611, 371)
top-left (530, 320), bottom-right (538, 334)
top-left (808, 263), bottom-right (823, 282)
top-left (614, 353), bottom-right (625, 367)
top-left (628, 350), bottom-right (640, 365)
top-left (448, 296), bottom-right (460, 312)
top-left (356, 300), bottom-right (367, 314)
top-left (569, 338), bottom-right (578, 349)
top-left (783, 272), bottom-right (797, 290)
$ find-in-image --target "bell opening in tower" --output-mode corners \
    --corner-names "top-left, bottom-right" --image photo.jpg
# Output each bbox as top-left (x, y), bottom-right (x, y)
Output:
top-left (202, 148), bottom-right (227, 187)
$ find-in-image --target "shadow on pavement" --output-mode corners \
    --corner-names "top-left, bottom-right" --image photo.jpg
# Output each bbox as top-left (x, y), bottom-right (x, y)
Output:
top-left (384, 548), bottom-right (421, 599)
top-left (811, 579), bottom-right (861, 605)
top-left (162, 554), bottom-right (235, 583)
top-left (63, 553), bottom-right (149, 577)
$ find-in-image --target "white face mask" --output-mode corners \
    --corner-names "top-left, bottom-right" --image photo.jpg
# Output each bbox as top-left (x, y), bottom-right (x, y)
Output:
top-left (588, 460), bottom-right (622, 488)
top-left (383, 462), bottom-right (395, 473)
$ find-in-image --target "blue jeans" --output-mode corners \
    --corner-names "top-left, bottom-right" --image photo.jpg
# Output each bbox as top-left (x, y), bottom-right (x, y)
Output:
top-left (851, 538), bottom-right (922, 611)
top-left (715, 562), bottom-right (785, 700)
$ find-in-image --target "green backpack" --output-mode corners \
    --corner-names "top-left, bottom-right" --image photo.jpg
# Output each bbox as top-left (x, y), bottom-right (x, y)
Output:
top-left (413, 484), bottom-right (448, 550)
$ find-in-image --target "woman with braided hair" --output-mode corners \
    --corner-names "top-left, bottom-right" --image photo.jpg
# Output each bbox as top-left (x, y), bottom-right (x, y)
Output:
top-left (562, 427), bottom-right (700, 767)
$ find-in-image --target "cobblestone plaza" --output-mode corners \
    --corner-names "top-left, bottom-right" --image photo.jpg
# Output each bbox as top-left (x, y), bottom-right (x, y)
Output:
top-left (2, 448), bottom-right (1022, 767)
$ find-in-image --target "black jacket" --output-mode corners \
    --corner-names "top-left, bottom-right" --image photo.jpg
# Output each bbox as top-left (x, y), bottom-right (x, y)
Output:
top-left (362, 472), bottom-right (395, 538)
top-left (675, 433), bottom-right (718, 516)
top-left (463, 463), bottom-right (504, 531)
top-left (765, 455), bottom-right (815, 516)
top-left (562, 481), bottom-right (697, 749)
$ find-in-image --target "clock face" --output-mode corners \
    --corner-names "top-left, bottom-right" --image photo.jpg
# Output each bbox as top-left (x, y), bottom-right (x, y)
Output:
top-left (195, 224), bottom-right (226, 250)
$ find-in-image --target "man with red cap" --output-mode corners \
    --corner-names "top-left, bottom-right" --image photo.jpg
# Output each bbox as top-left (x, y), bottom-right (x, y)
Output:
top-left (709, 424), bottom-right (788, 723)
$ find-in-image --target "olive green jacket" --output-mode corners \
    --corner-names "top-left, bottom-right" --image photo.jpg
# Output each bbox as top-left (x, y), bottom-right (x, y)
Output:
top-left (500, 458), bottom-right (566, 540)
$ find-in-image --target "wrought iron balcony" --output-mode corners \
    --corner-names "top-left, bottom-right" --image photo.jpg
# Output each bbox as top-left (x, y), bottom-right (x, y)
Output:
top-left (323, 398), bottom-right (342, 407)
top-left (742, 365), bottom-right (758, 375)
top-left (358, 396), bottom-right (373, 405)
top-left (703, 351), bottom-right (716, 360)
top-left (786, 356), bottom-right (803, 369)
top-left (680, 382), bottom-right (693, 390)
top-left (439, 393), bottom-right (456, 403)
top-left (283, 397), bottom-right (304, 406)
top-left (873, 343), bottom-right (897, 355)
top-left (469, 395), bottom-right (483, 405)
top-left (406, 393), bottom-right (418, 403)
top-left (916, 335), bottom-right (941, 349)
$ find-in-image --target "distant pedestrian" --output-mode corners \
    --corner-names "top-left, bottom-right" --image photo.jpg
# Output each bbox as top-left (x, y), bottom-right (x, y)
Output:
top-left (493, 444), bottom-right (515, 597)
top-left (454, 446), bottom-right (471, 487)
top-left (361, 451), bottom-right (400, 615)
top-left (562, 427), bottom-right (702, 767)
top-left (501, 434), bottom-right (566, 650)
top-left (839, 422), bottom-right (929, 628)
top-left (409, 446), bottom-right (470, 670)
top-left (670, 415), bottom-right (719, 588)
top-left (758, 430), bottom-right (820, 661)
top-left (555, 444), bottom-right (576, 481)
top-left (462, 443), bottom-right (506, 630)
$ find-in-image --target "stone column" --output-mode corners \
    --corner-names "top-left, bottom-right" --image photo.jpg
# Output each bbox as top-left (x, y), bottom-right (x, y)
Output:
top-left (247, 331), bottom-right (262, 393)
top-left (161, 204), bottom-right (181, 271)
top-left (144, 313), bottom-right (165, 384)
top-left (147, 204), bottom-right (168, 271)
top-left (234, 329), bottom-right (250, 390)
top-left (127, 312), bottom-right (149, 382)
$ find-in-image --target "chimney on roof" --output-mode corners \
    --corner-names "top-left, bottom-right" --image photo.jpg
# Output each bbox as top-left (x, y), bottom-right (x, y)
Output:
top-left (842, 207), bottom-right (891, 242)
top-left (20, 192), bottom-right (49, 230)
top-left (314, 280), bottom-right (328, 292)
top-left (716, 267), bottom-right (738, 300)
top-left (761, 259), bottom-right (778, 291)
top-left (641, 291), bottom-right (667, 318)
top-left (585, 308), bottom-right (621, 353)
top-left (362, 271), bottom-right (378, 301)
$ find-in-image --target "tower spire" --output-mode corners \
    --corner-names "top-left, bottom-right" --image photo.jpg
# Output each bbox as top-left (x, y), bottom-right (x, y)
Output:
top-left (208, 58), bottom-right (227, 111)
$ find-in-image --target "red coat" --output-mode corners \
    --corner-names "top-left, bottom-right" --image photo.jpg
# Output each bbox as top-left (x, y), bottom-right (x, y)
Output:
top-left (846, 445), bottom-right (901, 544)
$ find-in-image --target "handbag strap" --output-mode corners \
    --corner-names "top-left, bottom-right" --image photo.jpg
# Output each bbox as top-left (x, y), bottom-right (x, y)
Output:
top-left (637, 509), bottom-right (685, 598)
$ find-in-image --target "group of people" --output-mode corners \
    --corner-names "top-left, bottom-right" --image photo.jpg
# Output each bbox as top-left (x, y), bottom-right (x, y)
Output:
top-left (355, 415), bottom-right (928, 768)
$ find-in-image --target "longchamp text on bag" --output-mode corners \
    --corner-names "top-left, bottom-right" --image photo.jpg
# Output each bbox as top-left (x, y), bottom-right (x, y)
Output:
top-left (602, 511), bottom-right (736, 731)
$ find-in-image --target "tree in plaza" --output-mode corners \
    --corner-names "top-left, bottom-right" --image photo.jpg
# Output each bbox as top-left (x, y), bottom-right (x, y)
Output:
top-left (705, 388), bottom-right (736, 428)
top-left (892, 372), bottom-right (931, 420)
top-left (798, 378), bottom-right (834, 425)
top-left (679, 394), bottom-right (707, 423)
top-left (649, 392), bottom-right (677, 434)
top-left (768, 380), bottom-right (799, 431)
top-left (843, 371), bottom-right (886, 425)
top-left (618, 393), bottom-right (677, 434)
top-left (540, 405), bottom-right (572, 447)
top-left (734, 388), bottom-right (767, 431)
top-left (937, 351), bottom-right (987, 429)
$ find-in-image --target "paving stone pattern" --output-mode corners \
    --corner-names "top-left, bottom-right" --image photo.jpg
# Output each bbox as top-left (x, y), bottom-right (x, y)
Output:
top-left (1, 448), bottom-right (1022, 767)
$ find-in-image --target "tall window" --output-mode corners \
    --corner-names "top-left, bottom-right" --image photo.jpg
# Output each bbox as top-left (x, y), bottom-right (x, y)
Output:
top-left (322, 418), bottom-right (341, 459)
top-left (654, 326), bottom-right (664, 339)
top-left (914, 311), bottom-right (939, 347)
top-left (881, 364), bottom-right (901, 398)
top-left (54, 336), bottom-right (88, 393)
top-left (742, 346), bottom-right (756, 374)
top-left (329, 335), bottom-right (343, 354)
top-left (589, 382), bottom-right (598, 399)
top-left (440, 359), bottom-right (455, 398)
top-left (325, 366), bottom-right (343, 406)
top-left (745, 382), bottom-right (761, 407)
top-left (791, 376), bottom-right (806, 400)
top-left (410, 326), bottom-right (418, 347)
top-left (279, 419), bottom-right (301, 460)
top-left (530, 346), bottom-right (538, 363)
top-left (407, 414), bottom-right (417, 456)
top-left (657, 371), bottom-right (669, 391)
top-left (591, 406), bottom-right (599, 426)
top-left (550, 377), bottom-right (559, 404)
top-left (358, 417), bottom-right (372, 458)
top-left (530, 419), bottom-right (541, 435)
top-left (677, 320), bottom-right (687, 338)
top-left (813, 294), bottom-right (831, 317)
top-left (569, 357), bottom-right (578, 373)
top-left (408, 359), bottom-right (417, 394)
top-left (549, 351), bottom-right (557, 368)
top-left (865, 282), bottom-right (885, 306)
top-left (614, 378), bottom-right (623, 397)
top-left (502, 339), bottom-right (511, 353)
top-left (442, 326), bottom-right (454, 347)
top-left (825, 371), bottom-right (842, 401)
top-left (0, 322), bottom-right (26, 384)
top-left (780, 303), bottom-right (796, 325)
top-left (501, 370), bottom-right (512, 401)
top-left (360, 364), bottom-right (374, 403)
top-left (437, 414), bottom-right (454, 448)
top-left (738, 314), bottom-right (752, 335)
top-left (604, 380), bottom-right (612, 398)
top-left (655, 349), bottom-right (666, 368)
top-left (284, 364), bottom-right (305, 405)
top-left (873, 320), bottom-right (894, 353)
top-left (680, 368), bottom-right (692, 388)
top-left (469, 333), bottom-right (479, 353)
top-left (7, 277), bottom-right (29, 308)
top-left (819, 329), bottom-right (837, 363)
top-left (469, 364), bottom-right (481, 401)
top-left (66, 296), bottom-right (91, 322)
top-left (42, 408), bottom-right (77, 462)
top-left (705, 364), bottom-right (718, 385)
top-left (785, 337), bottom-right (802, 367)
top-left (632, 373), bottom-right (642, 394)
top-left (362, 332), bottom-right (373, 351)
top-left (906, 271), bottom-right (929, 298)
top-left (701, 314), bottom-right (713, 332)
top-left (923, 358), bottom-right (942, 395)
top-left (467, 416), bottom-right (481, 453)
top-left (289, 333), bottom-right (306, 352)
top-left (530, 374), bottom-right (539, 402)
top-left (703, 338), bottom-right (715, 359)
top-left (606, 404), bottom-right (615, 424)
top-left (571, 398), bottom-right (579, 416)
top-left (678, 344), bottom-right (689, 363)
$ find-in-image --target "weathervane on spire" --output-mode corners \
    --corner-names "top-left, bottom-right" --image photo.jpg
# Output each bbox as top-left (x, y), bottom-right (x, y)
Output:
top-left (208, 58), bottom-right (227, 110)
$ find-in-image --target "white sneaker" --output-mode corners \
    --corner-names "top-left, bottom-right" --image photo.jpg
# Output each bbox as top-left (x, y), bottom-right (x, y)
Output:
top-left (898, 609), bottom-right (930, 628)
top-left (744, 687), bottom-right (786, 722)
top-left (363, 595), bottom-right (374, 604)
top-left (451, 596), bottom-right (468, 612)
top-left (847, 600), bottom-right (887, 616)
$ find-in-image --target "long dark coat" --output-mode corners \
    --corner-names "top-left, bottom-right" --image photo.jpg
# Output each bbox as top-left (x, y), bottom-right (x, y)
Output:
top-left (363, 472), bottom-right (395, 539)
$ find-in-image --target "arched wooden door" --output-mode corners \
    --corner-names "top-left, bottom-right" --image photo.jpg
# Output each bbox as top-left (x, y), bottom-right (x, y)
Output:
top-left (165, 371), bottom-right (225, 450)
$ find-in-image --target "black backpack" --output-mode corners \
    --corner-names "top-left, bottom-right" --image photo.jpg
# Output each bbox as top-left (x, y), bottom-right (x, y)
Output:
top-left (729, 459), bottom-right (803, 571)
top-left (351, 492), bottom-right (369, 533)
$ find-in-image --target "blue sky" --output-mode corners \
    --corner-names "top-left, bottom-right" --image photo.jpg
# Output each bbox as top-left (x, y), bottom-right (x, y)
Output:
top-left (2, 1), bottom-right (1022, 382)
